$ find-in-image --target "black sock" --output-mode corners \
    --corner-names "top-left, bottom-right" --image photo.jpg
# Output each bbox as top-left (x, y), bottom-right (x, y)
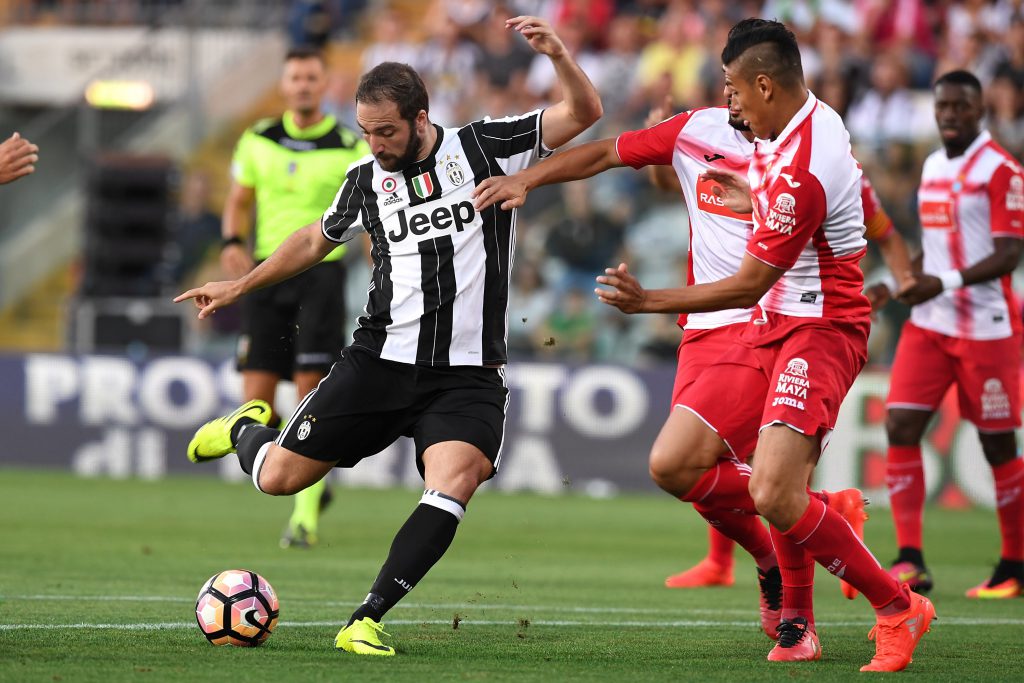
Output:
top-left (990, 558), bottom-right (1024, 585)
top-left (230, 417), bottom-right (255, 445)
top-left (897, 547), bottom-right (925, 567)
top-left (348, 493), bottom-right (464, 626)
top-left (235, 423), bottom-right (279, 475)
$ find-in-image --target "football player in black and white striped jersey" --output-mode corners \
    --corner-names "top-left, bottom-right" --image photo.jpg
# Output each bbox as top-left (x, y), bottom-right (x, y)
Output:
top-left (176, 15), bottom-right (601, 656)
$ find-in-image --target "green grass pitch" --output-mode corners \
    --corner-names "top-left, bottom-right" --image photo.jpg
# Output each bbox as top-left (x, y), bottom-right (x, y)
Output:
top-left (1, 468), bottom-right (1022, 682)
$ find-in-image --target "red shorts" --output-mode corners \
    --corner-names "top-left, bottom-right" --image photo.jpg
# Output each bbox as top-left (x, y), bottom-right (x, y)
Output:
top-left (679, 313), bottom-right (868, 458)
top-left (887, 321), bottom-right (1022, 431)
top-left (670, 325), bottom-right (746, 408)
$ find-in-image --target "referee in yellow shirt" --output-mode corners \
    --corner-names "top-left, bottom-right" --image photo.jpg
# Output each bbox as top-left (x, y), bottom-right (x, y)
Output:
top-left (221, 46), bottom-right (369, 548)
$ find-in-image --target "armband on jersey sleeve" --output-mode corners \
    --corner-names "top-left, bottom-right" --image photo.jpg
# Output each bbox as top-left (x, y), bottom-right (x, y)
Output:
top-left (861, 175), bottom-right (894, 241)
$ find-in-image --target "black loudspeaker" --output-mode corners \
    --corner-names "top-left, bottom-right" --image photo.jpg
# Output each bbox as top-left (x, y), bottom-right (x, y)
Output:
top-left (72, 298), bottom-right (185, 353)
top-left (81, 155), bottom-right (178, 297)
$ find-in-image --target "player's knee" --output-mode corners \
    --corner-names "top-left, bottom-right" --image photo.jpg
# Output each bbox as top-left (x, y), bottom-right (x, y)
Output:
top-left (748, 476), bottom-right (801, 527)
top-left (979, 433), bottom-right (1017, 467)
top-left (648, 440), bottom-right (711, 490)
top-left (885, 412), bottom-right (923, 445)
top-left (648, 456), bottom-right (701, 497)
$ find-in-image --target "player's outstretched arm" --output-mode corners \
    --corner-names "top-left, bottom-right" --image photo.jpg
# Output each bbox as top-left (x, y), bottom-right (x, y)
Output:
top-left (596, 254), bottom-right (784, 315)
top-left (897, 237), bottom-right (1022, 306)
top-left (508, 15), bottom-right (602, 149)
top-left (0, 132), bottom-right (39, 185)
top-left (644, 95), bottom-right (680, 193)
top-left (473, 138), bottom-right (622, 211)
top-left (174, 221), bottom-right (335, 319)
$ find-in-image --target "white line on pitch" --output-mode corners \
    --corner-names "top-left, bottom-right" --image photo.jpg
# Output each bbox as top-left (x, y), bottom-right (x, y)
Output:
top-left (3, 616), bottom-right (1024, 631)
top-left (0, 595), bottom-right (752, 616)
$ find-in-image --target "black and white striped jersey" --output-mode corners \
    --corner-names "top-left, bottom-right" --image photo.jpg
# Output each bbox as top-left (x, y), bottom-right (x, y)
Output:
top-left (321, 110), bottom-right (551, 367)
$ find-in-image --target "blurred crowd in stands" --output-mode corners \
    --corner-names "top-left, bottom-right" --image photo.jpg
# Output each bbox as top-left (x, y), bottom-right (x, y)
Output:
top-left (328, 0), bottom-right (1024, 367)
top-left (9, 0), bottom-right (1024, 366)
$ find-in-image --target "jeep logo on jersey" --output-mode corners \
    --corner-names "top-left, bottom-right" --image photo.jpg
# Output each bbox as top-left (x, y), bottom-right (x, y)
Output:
top-left (389, 201), bottom-right (476, 242)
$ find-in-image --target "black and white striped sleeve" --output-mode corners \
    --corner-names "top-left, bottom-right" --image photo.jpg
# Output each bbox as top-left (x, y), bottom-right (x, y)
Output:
top-left (321, 163), bottom-right (369, 243)
top-left (476, 109), bottom-right (553, 176)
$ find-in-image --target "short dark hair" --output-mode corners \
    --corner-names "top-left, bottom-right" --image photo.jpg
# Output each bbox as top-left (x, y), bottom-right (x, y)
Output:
top-left (721, 18), bottom-right (803, 87)
top-left (285, 45), bottom-right (326, 65)
top-left (356, 62), bottom-right (430, 122)
top-left (934, 70), bottom-right (983, 96)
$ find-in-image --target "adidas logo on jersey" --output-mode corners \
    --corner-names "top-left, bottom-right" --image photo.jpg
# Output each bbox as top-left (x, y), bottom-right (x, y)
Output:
top-left (389, 201), bottom-right (476, 242)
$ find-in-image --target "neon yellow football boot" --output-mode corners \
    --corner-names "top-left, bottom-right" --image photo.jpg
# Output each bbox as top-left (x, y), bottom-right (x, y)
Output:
top-left (187, 400), bottom-right (271, 463)
top-left (335, 617), bottom-right (395, 656)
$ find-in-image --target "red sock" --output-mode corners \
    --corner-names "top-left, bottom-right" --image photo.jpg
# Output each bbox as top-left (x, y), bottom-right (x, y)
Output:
top-left (784, 496), bottom-right (905, 611)
top-left (706, 525), bottom-right (736, 570)
top-left (681, 458), bottom-right (757, 514)
top-left (887, 445), bottom-right (925, 550)
top-left (993, 458), bottom-right (1024, 562)
top-left (769, 524), bottom-right (815, 629)
top-left (695, 504), bottom-right (774, 570)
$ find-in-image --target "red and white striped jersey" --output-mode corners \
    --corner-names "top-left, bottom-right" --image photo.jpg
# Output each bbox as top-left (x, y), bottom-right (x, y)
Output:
top-left (615, 106), bottom-right (755, 330)
top-left (913, 131), bottom-right (1024, 340)
top-left (746, 93), bottom-right (871, 322)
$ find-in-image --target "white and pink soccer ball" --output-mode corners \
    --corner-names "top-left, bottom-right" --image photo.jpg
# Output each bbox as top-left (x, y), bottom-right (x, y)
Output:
top-left (195, 569), bottom-right (279, 646)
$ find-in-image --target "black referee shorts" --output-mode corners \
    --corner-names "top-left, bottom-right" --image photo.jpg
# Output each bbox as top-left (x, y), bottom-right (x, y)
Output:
top-left (237, 261), bottom-right (346, 377)
top-left (277, 345), bottom-right (508, 478)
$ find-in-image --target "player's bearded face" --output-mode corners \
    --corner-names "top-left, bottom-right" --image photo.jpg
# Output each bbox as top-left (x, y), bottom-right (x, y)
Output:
top-left (368, 118), bottom-right (419, 171)
top-left (375, 120), bottom-right (422, 172)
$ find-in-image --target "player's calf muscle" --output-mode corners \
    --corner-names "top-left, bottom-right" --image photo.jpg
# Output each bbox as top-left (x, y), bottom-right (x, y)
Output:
top-left (258, 448), bottom-right (331, 495)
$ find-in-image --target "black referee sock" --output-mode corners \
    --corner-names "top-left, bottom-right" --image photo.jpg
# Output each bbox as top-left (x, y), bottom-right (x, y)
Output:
top-left (896, 546), bottom-right (926, 567)
top-left (347, 491), bottom-right (465, 626)
top-left (989, 558), bottom-right (1024, 585)
top-left (234, 422), bottom-right (280, 476)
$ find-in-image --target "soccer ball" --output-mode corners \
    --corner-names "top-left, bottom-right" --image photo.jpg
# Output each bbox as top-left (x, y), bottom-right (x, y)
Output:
top-left (195, 569), bottom-right (279, 646)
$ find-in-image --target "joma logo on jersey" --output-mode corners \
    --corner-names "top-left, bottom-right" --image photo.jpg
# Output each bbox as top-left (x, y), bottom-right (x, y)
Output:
top-left (389, 201), bottom-right (475, 242)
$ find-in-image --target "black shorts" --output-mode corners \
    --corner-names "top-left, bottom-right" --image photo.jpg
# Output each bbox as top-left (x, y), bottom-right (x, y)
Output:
top-left (277, 345), bottom-right (508, 478)
top-left (237, 261), bottom-right (346, 377)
